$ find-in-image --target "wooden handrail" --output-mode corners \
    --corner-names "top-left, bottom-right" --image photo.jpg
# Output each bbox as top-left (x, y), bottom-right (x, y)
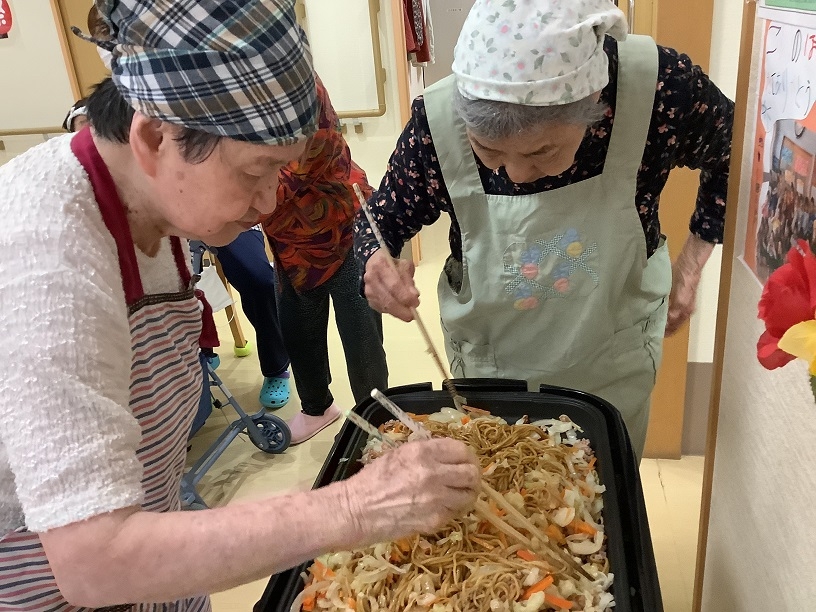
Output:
top-left (0, 127), bottom-right (65, 137)
top-left (335, 0), bottom-right (387, 119)
top-left (297, 0), bottom-right (387, 120)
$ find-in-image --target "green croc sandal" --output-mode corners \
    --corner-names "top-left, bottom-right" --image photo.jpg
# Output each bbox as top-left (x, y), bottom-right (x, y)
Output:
top-left (260, 372), bottom-right (290, 410)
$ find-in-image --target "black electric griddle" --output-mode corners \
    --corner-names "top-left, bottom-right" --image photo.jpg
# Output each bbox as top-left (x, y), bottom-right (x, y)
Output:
top-left (255, 379), bottom-right (663, 612)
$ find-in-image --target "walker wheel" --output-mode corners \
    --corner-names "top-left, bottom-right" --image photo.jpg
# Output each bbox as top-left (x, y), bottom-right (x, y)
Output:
top-left (233, 341), bottom-right (253, 358)
top-left (251, 414), bottom-right (291, 454)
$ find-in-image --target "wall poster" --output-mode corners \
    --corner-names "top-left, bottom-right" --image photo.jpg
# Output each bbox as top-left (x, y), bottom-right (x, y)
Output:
top-left (743, 17), bottom-right (816, 284)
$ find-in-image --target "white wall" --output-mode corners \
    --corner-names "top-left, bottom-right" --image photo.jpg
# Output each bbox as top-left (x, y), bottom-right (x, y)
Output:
top-left (302, 0), bottom-right (406, 184)
top-left (701, 18), bottom-right (816, 605)
top-left (0, 0), bottom-right (74, 132)
top-left (687, 0), bottom-right (744, 363)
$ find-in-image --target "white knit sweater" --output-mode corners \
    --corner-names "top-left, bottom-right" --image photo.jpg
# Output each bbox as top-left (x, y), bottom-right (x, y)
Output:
top-left (0, 135), bottom-right (182, 533)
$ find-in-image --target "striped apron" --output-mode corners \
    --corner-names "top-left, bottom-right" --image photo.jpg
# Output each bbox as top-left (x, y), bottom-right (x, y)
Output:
top-left (0, 129), bottom-right (211, 611)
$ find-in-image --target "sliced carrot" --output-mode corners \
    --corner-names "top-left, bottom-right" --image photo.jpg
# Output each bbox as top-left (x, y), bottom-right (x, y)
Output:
top-left (520, 488), bottom-right (527, 497)
top-left (396, 537), bottom-right (412, 553)
top-left (516, 549), bottom-right (539, 562)
top-left (522, 575), bottom-right (554, 600)
top-left (310, 560), bottom-right (335, 582)
top-left (482, 462), bottom-right (496, 474)
top-left (571, 520), bottom-right (597, 537)
top-left (544, 592), bottom-right (574, 609)
top-left (462, 404), bottom-right (491, 415)
top-left (546, 524), bottom-right (566, 545)
top-left (587, 456), bottom-right (596, 470)
top-left (347, 597), bottom-right (357, 610)
top-left (301, 594), bottom-right (316, 611)
top-left (461, 416), bottom-right (471, 424)
top-left (488, 500), bottom-right (506, 517)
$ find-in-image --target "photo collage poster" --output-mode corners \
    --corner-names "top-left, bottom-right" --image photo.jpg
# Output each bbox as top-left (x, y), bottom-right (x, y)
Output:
top-left (743, 14), bottom-right (816, 284)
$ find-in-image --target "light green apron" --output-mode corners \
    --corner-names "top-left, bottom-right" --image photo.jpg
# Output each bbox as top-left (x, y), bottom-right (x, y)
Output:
top-left (424, 35), bottom-right (670, 459)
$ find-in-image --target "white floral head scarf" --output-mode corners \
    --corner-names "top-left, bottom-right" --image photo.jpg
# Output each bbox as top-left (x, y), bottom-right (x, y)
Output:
top-left (452, 0), bottom-right (627, 106)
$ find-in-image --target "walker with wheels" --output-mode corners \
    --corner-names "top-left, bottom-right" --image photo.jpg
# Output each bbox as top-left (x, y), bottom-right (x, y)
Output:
top-left (181, 241), bottom-right (291, 510)
top-left (181, 362), bottom-right (291, 510)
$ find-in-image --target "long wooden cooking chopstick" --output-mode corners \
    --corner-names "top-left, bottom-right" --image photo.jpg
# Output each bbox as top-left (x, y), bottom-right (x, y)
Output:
top-left (353, 184), bottom-right (468, 411)
top-left (471, 499), bottom-right (578, 580)
top-left (481, 482), bottom-right (593, 580)
top-left (362, 394), bottom-right (589, 581)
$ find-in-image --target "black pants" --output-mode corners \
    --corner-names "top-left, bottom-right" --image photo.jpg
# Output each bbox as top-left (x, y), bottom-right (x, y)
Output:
top-left (212, 229), bottom-right (289, 378)
top-left (276, 251), bottom-right (388, 415)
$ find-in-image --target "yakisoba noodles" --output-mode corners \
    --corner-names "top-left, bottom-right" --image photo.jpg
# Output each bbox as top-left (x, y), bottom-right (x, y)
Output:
top-left (292, 409), bottom-right (614, 612)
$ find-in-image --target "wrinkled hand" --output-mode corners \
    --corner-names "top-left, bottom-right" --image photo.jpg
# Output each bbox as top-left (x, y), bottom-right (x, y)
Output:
top-left (363, 248), bottom-right (421, 322)
top-left (340, 438), bottom-right (480, 546)
top-left (665, 234), bottom-right (714, 337)
top-left (665, 263), bottom-right (700, 337)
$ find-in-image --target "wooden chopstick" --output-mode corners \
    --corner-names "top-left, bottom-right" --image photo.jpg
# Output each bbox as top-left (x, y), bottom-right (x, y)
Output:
top-left (371, 389), bottom-right (433, 440)
top-left (472, 500), bottom-right (578, 581)
top-left (353, 399), bottom-right (589, 582)
top-left (481, 482), bottom-right (593, 580)
top-left (344, 410), bottom-right (398, 449)
top-left (353, 184), bottom-right (468, 410)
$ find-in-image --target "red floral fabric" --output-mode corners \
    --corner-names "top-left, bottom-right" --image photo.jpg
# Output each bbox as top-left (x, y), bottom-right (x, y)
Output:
top-left (263, 77), bottom-right (372, 292)
top-left (757, 240), bottom-right (816, 369)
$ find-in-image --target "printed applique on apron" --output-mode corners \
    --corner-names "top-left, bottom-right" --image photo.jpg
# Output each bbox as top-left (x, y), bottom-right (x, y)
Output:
top-left (503, 228), bottom-right (600, 311)
top-left (0, 129), bottom-right (210, 612)
top-left (424, 35), bottom-right (671, 459)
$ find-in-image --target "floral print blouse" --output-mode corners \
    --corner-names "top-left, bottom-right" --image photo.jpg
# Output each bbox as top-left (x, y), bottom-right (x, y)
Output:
top-left (354, 38), bottom-right (734, 278)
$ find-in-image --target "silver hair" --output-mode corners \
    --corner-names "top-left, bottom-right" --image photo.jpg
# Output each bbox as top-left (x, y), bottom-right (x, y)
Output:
top-left (452, 89), bottom-right (608, 140)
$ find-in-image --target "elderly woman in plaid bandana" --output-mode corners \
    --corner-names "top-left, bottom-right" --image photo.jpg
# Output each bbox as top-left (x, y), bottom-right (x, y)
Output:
top-left (0, 2), bottom-right (480, 609)
top-left (357, 0), bottom-right (734, 460)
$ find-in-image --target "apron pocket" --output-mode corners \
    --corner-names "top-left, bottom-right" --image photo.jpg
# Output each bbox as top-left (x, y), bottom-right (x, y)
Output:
top-left (612, 322), bottom-right (655, 383)
top-left (447, 337), bottom-right (499, 379)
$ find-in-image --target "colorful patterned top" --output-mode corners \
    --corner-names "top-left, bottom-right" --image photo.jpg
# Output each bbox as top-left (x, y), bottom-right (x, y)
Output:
top-left (263, 77), bottom-right (372, 292)
top-left (354, 39), bottom-right (733, 283)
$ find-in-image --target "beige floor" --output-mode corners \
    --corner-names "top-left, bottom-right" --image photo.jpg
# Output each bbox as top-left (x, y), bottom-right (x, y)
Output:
top-left (188, 222), bottom-right (704, 612)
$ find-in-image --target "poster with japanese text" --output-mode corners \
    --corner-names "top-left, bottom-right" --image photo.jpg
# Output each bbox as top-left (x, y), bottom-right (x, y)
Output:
top-left (743, 19), bottom-right (816, 284)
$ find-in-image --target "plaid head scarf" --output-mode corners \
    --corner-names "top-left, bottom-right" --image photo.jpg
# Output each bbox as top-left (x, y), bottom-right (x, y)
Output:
top-left (94, 0), bottom-right (317, 146)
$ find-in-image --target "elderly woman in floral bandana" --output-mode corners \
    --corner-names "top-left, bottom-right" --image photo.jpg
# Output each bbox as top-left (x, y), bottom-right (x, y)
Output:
top-left (357, 0), bottom-right (734, 459)
top-left (0, 1), bottom-right (480, 609)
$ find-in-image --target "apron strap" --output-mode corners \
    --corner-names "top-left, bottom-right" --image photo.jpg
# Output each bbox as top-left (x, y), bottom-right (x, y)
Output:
top-left (605, 35), bottom-right (659, 181)
top-left (70, 128), bottom-right (191, 301)
top-left (424, 75), bottom-right (486, 199)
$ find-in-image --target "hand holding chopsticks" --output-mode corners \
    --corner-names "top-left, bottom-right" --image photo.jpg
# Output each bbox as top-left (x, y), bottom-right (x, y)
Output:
top-left (351, 392), bottom-right (591, 582)
top-left (354, 184), bottom-right (468, 411)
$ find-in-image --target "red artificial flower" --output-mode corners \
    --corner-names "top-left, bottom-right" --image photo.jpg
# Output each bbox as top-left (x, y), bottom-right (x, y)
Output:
top-left (757, 240), bottom-right (816, 369)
